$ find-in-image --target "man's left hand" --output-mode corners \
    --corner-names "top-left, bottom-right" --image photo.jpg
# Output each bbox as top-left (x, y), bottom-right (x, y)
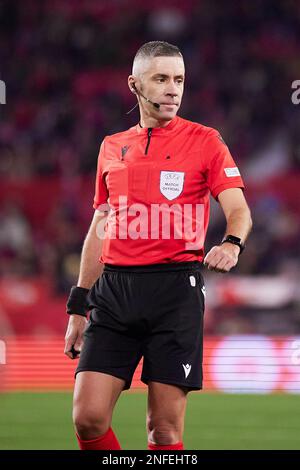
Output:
top-left (203, 242), bottom-right (240, 273)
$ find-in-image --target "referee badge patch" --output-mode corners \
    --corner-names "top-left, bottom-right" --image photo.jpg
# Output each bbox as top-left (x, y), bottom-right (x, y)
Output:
top-left (160, 171), bottom-right (185, 200)
top-left (224, 167), bottom-right (240, 177)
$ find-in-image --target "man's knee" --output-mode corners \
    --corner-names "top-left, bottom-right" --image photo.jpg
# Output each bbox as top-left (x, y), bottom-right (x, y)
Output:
top-left (147, 420), bottom-right (181, 445)
top-left (73, 407), bottom-right (111, 440)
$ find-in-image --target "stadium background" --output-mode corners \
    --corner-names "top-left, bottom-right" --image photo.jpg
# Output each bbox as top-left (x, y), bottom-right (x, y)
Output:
top-left (0, 0), bottom-right (300, 449)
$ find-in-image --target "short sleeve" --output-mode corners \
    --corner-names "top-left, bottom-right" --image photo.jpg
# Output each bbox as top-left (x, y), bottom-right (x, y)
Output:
top-left (203, 129), bottom-right (245, 201)
top-left (93, 139), bottom-right (109, 211)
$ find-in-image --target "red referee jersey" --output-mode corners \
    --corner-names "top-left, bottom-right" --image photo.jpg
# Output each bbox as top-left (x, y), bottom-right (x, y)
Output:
top-left (93, 115), bottom-right (245, 265)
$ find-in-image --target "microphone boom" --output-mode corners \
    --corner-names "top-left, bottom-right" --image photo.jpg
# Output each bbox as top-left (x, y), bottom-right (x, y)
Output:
top-left (126, 86), bottom-right (160, 114)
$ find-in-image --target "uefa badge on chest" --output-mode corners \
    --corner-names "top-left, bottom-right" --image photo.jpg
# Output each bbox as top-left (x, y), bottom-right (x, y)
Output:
top-left (160, 171), bottom-right (185, 200)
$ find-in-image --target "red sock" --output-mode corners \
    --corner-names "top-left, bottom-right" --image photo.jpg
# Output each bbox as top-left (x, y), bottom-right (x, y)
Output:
top-left (148, 441), bottom-right (184, 450)
top-left (76, 427), bottom-right (121, 450)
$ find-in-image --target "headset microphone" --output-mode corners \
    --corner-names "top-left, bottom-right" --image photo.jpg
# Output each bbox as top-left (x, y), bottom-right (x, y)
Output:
top-left (138, 90), bottom-right (160, 109)
top-left (126, 83), bottom-right (160, 114)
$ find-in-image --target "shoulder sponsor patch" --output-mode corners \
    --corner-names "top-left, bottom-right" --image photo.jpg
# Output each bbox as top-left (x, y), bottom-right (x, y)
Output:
top-left (224, 167), bottom-right (240, 177)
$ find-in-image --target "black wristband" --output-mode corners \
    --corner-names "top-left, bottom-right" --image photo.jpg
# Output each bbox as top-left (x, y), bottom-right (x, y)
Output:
top-left (66, 286), bottom-right (90, 316)
top-left (221, 235), bottom-right (245, 254)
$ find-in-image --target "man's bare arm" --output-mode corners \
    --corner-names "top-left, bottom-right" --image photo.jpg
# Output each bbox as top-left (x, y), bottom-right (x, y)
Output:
top-left (218, 187), bottom-right (252, 244)
top-left (64, 209), bottom-right (108, 359)
top-left (77, 210), bottom-right (108, 289)
top-left (203, 188), bottom-right (253, 273)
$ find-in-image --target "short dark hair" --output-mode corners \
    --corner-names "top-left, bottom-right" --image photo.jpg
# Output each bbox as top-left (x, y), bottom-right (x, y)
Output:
top-left (134, 41), bottom-right (183, 63)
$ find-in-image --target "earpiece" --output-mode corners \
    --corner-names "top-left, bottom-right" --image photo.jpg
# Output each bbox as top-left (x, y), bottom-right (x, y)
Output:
top-left (127, 83), bottom-right (160, 113)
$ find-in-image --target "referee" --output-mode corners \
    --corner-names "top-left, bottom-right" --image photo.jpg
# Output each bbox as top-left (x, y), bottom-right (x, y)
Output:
top-left (64, 41), bottom-right (252, 451)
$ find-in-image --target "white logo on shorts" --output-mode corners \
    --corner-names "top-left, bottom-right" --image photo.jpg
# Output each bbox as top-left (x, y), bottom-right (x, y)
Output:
top-left (160, 171), bottom-right (185, 200)
top-left (189, 275), bottom-right (196, 287)
top-left (182, 363), bottom-right (192, 379)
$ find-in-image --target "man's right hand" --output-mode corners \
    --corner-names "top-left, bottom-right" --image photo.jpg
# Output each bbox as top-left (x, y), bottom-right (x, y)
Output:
top-left (64, 314), bottom-right (88, 360)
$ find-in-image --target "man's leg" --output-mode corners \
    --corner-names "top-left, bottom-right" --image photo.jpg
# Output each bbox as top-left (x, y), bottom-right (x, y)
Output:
top-left (146, 381), bottom-right (188, 450)
top-left (73, 371), bottom-right (125, 450)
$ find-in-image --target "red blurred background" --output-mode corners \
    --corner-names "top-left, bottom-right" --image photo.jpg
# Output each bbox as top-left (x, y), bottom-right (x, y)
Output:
top-left (0, 0), bottom-right (300, 392)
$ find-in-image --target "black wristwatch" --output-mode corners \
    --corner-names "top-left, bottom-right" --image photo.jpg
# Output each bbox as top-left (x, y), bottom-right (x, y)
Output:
top-left (221, 235), bottom-right (245, 254)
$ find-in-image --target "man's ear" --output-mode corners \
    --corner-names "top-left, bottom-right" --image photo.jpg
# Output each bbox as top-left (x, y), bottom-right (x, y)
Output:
top-left (128, 75), bottom-right (138, 95)
top-left (128, 76), bottom-right (136, 93)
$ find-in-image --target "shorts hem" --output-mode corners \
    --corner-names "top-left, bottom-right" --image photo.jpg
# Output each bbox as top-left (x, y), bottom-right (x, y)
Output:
top-left (75, 368), bottom-right (132, 390)
top-left (141, 376), bottom-right (202, 391)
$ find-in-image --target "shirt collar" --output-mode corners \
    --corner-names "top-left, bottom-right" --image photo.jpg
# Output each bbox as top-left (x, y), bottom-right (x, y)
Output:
top-left (135, 115), bottom-right (180, 134)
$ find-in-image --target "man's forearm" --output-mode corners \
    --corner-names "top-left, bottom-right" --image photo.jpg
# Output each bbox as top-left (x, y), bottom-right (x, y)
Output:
top-left (77, 218), bottom-right (106, 289)
top-left (204, 207), bottom-right (252, 272)
top-left (224, 208), bottom-right (253, 244)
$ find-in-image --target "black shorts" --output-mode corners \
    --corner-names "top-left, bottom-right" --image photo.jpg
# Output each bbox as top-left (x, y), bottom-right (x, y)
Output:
top-left (75, 261), bottom-right (205, 392)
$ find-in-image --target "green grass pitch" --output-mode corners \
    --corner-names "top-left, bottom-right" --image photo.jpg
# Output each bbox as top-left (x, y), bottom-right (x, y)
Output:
top-left (0, 392), bottom-right (299, 450)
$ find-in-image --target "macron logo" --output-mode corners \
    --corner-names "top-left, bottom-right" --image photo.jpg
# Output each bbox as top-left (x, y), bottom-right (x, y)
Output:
top-left (182, 363), bottom-right (192, 379)
top-left (201, 286), bottom-right (206, 298)
top-left (121, 145), bottom-right (130, 159)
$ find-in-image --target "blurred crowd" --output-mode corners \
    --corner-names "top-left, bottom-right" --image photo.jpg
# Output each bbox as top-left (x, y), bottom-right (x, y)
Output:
top-left (0, 0), bottom-right (300, 333)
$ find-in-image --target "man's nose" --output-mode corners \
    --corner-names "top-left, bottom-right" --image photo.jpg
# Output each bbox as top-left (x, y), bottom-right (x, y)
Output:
top-left (165, 81), bottom-right (179, 96)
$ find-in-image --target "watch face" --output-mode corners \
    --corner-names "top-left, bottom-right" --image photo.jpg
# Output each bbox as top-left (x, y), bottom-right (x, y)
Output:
top-left (227, 235), bottom-right (242, 243)
top-left (222, 236), bottom-right (245, 253)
